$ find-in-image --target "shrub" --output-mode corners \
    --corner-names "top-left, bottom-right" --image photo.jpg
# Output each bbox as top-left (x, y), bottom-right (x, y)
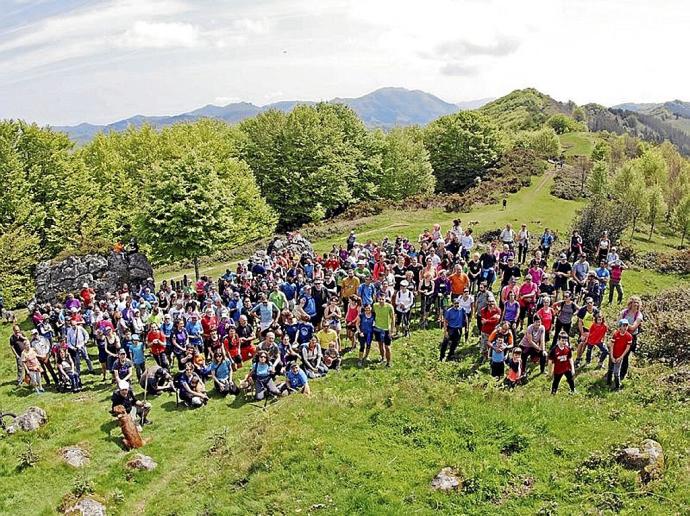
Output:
top-left (571, 199), bottom-right (631, 254)
top-left (633, 250), bottom-right (690, 275)
top-left (639, 287), bottom-right (690, 365)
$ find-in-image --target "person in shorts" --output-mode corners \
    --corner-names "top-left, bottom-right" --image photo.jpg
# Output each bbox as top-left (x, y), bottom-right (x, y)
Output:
top-left (372, 292), bottom-right (395, 367)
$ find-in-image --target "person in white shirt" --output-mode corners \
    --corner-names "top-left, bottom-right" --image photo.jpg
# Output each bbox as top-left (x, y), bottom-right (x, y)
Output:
top-left (517, 224), bottom-right (530, 265)
top-left (457, 288), bottom-right (475, 342)
top-left (500, 224), bottom-right (515, 250)
top-left (394, 280), bottom-right (415, 337)
top-left (461, 228), bottom-right (474, 261)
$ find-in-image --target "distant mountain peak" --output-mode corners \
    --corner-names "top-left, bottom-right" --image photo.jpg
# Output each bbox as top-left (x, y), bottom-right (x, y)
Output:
top-left (53, 88), bottom-right (492, 144)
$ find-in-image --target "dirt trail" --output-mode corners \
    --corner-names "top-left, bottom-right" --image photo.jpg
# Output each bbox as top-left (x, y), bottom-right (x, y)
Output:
top-left (533, 170), bottom-right (555, 194)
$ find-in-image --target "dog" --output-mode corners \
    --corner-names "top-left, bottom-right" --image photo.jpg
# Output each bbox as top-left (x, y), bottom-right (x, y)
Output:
top-left (112, 405), bottom-right (144, 450)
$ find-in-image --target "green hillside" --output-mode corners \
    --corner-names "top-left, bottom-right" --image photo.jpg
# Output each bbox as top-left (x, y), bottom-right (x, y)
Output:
top-left (1, 178), bottom-right (688, 515)
top-left (477, 88), bottom-right (574, 131)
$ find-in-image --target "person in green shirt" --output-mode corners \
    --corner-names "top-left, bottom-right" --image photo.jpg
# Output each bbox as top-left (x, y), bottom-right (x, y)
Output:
top-left (269, 284), bottom-right (288, 312)
top-left (373, 292), bottom-right (395, 367)
top-left (354, 260), bottom-right (372, 281)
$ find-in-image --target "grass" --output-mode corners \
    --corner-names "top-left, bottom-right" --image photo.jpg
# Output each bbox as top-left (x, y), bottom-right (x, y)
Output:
top-left (559, 132), bottom-right (602, 157)
top-left (1, 176), bottom-right (689, 515)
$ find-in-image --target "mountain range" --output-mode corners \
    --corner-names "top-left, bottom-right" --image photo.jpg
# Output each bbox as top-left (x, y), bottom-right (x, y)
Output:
top-left (54, 87), bottom-right (493, 144)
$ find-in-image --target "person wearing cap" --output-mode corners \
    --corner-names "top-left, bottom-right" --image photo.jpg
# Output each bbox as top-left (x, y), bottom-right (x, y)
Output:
top-left (479, 296), bottom-right (501, 363)
top-left (127, 333), bottom-right (146, 380)
top-left (112, 348), bottom-right (133, 384)
top-left (373, 292), bottom-right (395, 367)
top-left (111, 379), bottom-right (152, 424)
top-left (548, 331), bottom-right (576, 394)
top-left (607, 319), bottom-right (633, 390)
top-left (440, 297), bottom-right (466, 361)
top-left (394, 280), bottom-right (414, 338)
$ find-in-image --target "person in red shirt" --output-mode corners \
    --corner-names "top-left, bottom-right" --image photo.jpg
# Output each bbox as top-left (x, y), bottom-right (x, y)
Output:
top-left (201, 307), bottom-right (218, 358)
top-left (80, 283), bottom-right (95, 307)
top-left (223, 326), bottom-right (242, 369)
top-left (606, 319), bottom-right (632, 390)
top-left (584, 313), bottom-right (609, 368)
top-left (548, 331), bottom-right (575, 394)
top-left (146, 323), bottom-right (169, 368)
top-left (480, 297), bottom-right (501, 362)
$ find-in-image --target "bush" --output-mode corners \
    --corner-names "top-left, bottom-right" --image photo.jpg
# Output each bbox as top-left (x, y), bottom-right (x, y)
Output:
top-left (639, 287), bottom-right (690, 365)
top-left (478, 229), bottom-right (502, 244)
top-left (633, 250), bottom-right (690, 275)
top-left (571, 199), bottom-right (631, 254)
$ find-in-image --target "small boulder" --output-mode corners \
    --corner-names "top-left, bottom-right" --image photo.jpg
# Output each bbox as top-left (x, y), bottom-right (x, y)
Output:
top-left (64, 497), bottom-right (106, 516)
top-left (61, 446), bottom-right (90, 468)
top-left (616, 439), bottom-right (664, 483)
top-left (6, 406), bottom-right (47, 433)
top-left (431, 467), bottom-right (462, 492)
top-left (126, 453), bottom-right (157, 471)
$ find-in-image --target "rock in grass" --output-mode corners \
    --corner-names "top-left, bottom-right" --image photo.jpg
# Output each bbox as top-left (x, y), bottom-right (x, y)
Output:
top-left (6, 406), bottom-right (47, 433)
top-left (63, 497), bottom-right (106, 516)
top-left (126, 454), bottom-right (157, 471)
top-left (431, 467), bottom-right (462, 491)
top-left (61, 446), bottom-right (90, 468)
top-left (616, 439), bottom-right (664, 483)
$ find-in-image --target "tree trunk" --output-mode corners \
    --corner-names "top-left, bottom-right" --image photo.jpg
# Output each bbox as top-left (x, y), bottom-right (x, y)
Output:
top-left (631, 215), bottom-right (637, 238)
top-left (649, 221), bottom-right (655, 241)
top-left (193, 256), bottom-right (200, 281)
top-left (681, 229), bottom-right (686, 248)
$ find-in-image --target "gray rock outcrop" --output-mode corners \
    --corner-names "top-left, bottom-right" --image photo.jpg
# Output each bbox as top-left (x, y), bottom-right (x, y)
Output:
top-left (35, 252), bottom-right (154, 304)
top-left (61, 446), bottom-right (90, 468)
top-left (6, 406), bottom-right (47, 433)
top-left (126, 453), bottom-right (157, 471)
top-left (431, 467), bottom-right (462, 491)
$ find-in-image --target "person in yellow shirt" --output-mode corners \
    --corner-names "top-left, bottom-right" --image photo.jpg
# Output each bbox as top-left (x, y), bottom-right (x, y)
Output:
top-left (340, 268), bottom-right (360, 313)
top-left (316, 320), bottom-right (340, 353)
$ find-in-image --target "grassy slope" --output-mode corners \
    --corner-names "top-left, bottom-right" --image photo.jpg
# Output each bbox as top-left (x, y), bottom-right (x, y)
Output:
top-left (1, 178), bottom-right (688, 515)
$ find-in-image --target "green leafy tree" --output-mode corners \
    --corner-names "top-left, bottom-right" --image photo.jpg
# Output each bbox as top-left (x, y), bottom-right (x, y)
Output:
top-left (572, 106), bottom-right (587, 123)
top-left (514, 127), bottom-right (561, 159)
top-left (636, 148), bottom-right (668, 187)
top-left (241, 104), bottom-right (380, 227)
top-left (587, 160), bottom-right (609, 197)
top-left (591, 141), bottom-right (610, 162)
top-left (0, 225), bottom-right (40, 307)
top-left (645, 185), bottom-right (666, 240)
top-left (376, 127), bottom-right (435, 200)
top-left (546, 114), bottom-right (583, 134)
top-left (612, 162), bottom-right (648, 236)
top-left (424, 111), bottom-right (504, 193)
top-left (673, 194), bottom-right (690, 247)
top-left (137, 152), bottom-right (276, 279)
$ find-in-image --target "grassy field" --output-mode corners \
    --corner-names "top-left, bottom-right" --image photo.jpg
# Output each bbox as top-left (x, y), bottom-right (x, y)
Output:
top-left (559, 132), bottom-right (601, 158)
top-left (1, 176), bottom-right (688, 515)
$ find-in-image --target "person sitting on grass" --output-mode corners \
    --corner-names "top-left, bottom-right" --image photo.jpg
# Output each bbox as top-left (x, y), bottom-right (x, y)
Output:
top-left (111, 380), bottom-right (152, 425)
top-left (285, 362), bottom-right (311, 395)
top-left (139, 364), bottom-right (173, 396)
top-left (245, 351), bottom-right (283, 401)
top-left (178, 361), bottom-right (209, 407)
top-left (209, 350), bottom-right (239, 396)
top-left (301, 336), bottom-right (328, 378)
top-left (323, 341), bottom-right (341, 371)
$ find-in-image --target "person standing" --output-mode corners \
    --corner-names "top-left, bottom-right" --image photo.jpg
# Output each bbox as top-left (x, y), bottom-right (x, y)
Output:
top-left (548, 331), bottom-right (576, 394)
top-left (9, 325), bottom-right (27, 386)
top-left (539, 228), bottom-right (554, 260)
top-left (517, 224), bottom-right (530, 265)
top-left (440, 298), bottom-right (466, 361)
top-left (619, 297), bottom-right (643, 381)
top-left (607, 319), bottom-right (633, 390)
top-left (372, 292), bottom-right (395, 367)
top-left (65, 318), bottom-right (94, 375)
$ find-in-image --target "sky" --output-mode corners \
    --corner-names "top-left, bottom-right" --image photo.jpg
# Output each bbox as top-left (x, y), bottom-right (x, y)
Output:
top-left (0, 0), bottom-right (688, 126)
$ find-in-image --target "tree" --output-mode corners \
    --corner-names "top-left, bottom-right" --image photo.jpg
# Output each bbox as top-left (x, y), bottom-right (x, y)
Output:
top-left (572, 199), bottom-right (631, 255)
top-left (0, 225), bottom-right (40, 307)
top-left (572, 106), bottom-right (587, 123)
top-left (546, 114), bottom-right (583, 134)
top-left (591, 141), bottom-right (610, 162)
top-left (673, 194), bottom-right (690, 247)
top-left (636, 148), bottom-right (668, 187)
top-left (136, 152), bottom-right (276, 279)
top-left (612, 162), bottom-right (648, 237)
top-left (240, 104), bottom-right (381, 227)
top-left (376, 127), bottom-right (435, 200)
top-left (587, 160), bottom-right (609, 197)
top-left (514, 127), bottom-right (561, 159)
top-left (424, 111), bottom-right (504, 193)
top-left (645, 185), bottom-right (666, 240)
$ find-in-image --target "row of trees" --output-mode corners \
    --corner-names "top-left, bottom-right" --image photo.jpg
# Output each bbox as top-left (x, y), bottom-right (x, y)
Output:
top-left (0, 107), bottom-right (506, 305)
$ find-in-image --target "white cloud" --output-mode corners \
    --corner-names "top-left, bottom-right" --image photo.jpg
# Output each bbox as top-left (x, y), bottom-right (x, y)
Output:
top-left (117, 21), bottom-right (203, 49)
top-left (214, 96), bottom-right (240, 104)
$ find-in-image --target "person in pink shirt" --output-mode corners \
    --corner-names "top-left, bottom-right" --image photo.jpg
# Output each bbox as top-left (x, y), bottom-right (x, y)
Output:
top-left (518, 274), bottom-right (539, 330)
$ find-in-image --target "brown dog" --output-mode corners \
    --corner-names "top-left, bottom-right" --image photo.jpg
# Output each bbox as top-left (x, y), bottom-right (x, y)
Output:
top-left (112, 405), bottom-right (144, 450)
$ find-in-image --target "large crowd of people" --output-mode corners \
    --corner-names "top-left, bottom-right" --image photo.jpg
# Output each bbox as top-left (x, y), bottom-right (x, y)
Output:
top-left (7, 221), bottom-right (644, 426)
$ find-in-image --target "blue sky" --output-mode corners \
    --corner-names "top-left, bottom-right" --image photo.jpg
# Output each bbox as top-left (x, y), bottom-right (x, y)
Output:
top-left (1, 0), bottom-right (688, 126)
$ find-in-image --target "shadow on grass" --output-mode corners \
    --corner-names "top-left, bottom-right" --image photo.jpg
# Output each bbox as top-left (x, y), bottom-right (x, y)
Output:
top-left (585, 376), bottom-right (614, 397)
top-left (100, 418), bottom-right (128, 450)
